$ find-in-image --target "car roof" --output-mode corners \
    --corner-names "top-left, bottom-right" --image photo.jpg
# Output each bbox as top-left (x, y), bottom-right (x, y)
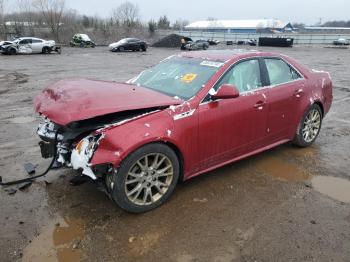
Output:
top-left (179, 49), bottom-right (279, 62)
top-left (17, 37), bottom-right (44, 41)
top-left (124, 38), bottom-right (140, 41)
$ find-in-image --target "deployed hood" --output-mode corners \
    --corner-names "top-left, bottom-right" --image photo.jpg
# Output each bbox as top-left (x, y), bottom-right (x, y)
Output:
top-left (34, 79), bottom-right (182, 125)
top-left (0, 41), bottom-right (14, 46)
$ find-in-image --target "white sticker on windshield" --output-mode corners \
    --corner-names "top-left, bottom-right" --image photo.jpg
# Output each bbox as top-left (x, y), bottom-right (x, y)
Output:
top-left (200, 61), bottom-right (224, 68)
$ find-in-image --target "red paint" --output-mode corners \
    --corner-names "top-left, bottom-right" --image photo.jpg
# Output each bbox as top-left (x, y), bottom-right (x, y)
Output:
top-left (34, 79), bottom-right (182, 125)
top-left (35, 51), bottom-right (333, 181)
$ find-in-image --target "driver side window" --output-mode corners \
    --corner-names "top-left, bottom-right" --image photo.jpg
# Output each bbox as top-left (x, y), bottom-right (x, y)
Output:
top-left (19, 39), bottom-right (32, 45)
top-left (216, 59), bottom-right (262, 93)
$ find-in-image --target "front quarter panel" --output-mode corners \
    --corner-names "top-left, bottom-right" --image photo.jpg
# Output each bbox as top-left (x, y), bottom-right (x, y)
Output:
top-left (90, 110), bottom-right (177, 168)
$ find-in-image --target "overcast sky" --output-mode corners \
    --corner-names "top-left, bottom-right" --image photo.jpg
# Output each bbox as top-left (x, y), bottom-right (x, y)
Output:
top-left (62, 0), bottom-right (349, 25)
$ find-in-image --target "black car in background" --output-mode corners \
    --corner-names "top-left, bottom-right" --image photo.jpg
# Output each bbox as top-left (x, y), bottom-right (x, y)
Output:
top-left (109, 38), bottom-right (147, 52)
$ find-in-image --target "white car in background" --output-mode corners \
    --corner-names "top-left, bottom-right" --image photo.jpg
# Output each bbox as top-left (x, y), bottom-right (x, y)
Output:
top-left (0, 37), bottom-right (60, 55)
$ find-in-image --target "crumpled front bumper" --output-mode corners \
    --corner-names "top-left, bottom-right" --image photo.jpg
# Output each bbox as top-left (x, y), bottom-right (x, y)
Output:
top-left (37, 119), bottom-right (101, 180)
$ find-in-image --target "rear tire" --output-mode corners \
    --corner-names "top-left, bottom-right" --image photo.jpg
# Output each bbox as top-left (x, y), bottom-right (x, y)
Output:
top-left (293, 104), bottom-right (322, 147)
top-left (110, 143), bottom-right (179, 213)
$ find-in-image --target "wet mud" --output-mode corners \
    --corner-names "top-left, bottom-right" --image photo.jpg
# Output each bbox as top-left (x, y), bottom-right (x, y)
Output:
top-left (1, 46), bottom-right (350, 262)
top-left (22, 215), bottom-right (85, 262)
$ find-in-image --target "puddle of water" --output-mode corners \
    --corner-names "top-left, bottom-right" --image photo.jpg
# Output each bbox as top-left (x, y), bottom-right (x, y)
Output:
top-left (312, 176), bottom-right (350, 203)
top-left (9, 116), bottom-right (34, 124)
top-left (23, 216), bottom-right (85, 262)
top-left (283, 146), bottom-right (317, 159)
top-left (254, 156), bottom-right (311, 182)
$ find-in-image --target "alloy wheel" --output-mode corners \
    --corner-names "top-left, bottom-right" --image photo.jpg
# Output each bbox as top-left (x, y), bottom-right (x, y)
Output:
top-left (125, 153), bottom-right (174, 206)
top-left (302, 109), bottom-right (321, 143)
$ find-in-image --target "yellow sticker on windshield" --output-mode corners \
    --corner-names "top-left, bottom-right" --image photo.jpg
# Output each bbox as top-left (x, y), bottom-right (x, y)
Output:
top-left (181, 73), bottom-right (197, 83)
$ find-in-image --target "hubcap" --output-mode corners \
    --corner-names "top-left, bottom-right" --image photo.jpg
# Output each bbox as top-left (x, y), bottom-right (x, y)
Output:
top-left (302, 109), bottom-right (321, 143)
top-left (125, 153), bottom-right (174, 206)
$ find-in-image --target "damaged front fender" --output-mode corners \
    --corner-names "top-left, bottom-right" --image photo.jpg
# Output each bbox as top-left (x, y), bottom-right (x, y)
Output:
top-left (90, 110), bottom-right (178, 168)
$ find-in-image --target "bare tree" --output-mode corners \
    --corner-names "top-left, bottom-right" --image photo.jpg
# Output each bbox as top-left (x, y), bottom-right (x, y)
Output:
top-left (33, 0), bottom-right (65, 42)
top-left (15, 0), bottom-right (35, 35)
top-left (112, 1), bottom-right (139, 28)
top-left (0, 0), bottom-right (6, 39)
top-left (172, 19), bottom-right (189, 30)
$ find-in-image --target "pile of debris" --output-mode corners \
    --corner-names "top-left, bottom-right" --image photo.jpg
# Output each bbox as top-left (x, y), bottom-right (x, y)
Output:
top-left (152, 34), bottom-right (187, 48)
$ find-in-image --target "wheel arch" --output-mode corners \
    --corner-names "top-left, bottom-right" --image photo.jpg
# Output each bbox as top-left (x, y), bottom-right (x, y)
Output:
top-left (313, 100), bottom-right (324, 117)
top-left (122, 140), bottom-right (185, 183)
top-left (92, 138), bottom-right (185, 182)
top-left (162, 141), bottom-right (185, 182)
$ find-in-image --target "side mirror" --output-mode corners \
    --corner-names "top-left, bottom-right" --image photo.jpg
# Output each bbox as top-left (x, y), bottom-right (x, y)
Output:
top-left (211, 84), bottom-right (239, 100)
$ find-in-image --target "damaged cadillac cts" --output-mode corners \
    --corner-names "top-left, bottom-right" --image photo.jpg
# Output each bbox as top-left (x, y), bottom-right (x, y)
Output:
top-left (33, 50), bottom-right (333, 213)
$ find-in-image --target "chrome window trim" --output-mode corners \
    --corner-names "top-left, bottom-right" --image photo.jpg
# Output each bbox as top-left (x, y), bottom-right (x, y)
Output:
top-left (263, 56), bottom-right (305, 87)
top-left (199, 56), bottom-right (305, 105)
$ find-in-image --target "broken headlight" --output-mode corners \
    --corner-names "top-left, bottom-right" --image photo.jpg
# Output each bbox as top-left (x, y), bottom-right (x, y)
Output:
top-left (74, 134), bottom-right (102, 162)
top-left (70, 134), bottom-right (102, 180)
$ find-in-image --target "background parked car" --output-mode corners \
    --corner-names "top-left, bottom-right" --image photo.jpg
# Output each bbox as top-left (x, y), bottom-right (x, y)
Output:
top-left (207, 39), bottom-right (220, 45)
top-left (70, 34), bottom-right (95, 48)
top-left (109, 38), bottom-right (148, 52)
top-left (183, 39), bottom-right (209, 51)
top-left (237, 39), bottom-right (257, 46)
top-left (333, 38), bottom-right (350, 46)
top-left (0, 37), bottom-right (59, 55)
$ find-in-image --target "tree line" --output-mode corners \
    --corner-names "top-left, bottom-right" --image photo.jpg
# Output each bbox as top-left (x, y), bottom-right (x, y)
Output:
top-left (0, 0), bottom-right (189, 44)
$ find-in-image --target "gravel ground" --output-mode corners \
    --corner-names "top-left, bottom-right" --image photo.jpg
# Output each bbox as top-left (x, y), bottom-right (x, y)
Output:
top-left (0, 45), bottom-right (349, 262)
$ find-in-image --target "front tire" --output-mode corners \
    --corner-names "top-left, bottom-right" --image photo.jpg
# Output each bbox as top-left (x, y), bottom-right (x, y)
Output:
top-left (8, 48), bottom-right (16, 55)
top-left (293, 104), bottom-right (322, 147)
top-left (111, 143), bottom-right (179, 213)
top-left (42, 46), bottom-right (50, 54)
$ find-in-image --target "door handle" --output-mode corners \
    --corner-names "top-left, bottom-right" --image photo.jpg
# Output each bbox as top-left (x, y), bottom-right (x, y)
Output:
top-left (254, 101), bottom-right (266, 110)
top-left (294, 88), bottom-right (303, 97)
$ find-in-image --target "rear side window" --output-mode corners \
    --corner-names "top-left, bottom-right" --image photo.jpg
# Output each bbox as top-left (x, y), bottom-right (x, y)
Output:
top-left (216, 59), bottom-right (262, 92)
top-left (32, 39), bottom-right (43, 43)
top-left (265, 58), bottom-right (301, 86)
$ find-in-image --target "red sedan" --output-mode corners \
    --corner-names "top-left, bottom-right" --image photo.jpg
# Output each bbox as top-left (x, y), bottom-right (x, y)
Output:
top-left (34, 50), bottom-right (333, 213)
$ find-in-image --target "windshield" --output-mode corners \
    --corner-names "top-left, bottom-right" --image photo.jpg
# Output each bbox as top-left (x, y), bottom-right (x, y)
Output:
top-left (130, 56), bottom-right (223, 100)
top-left (118, 39), bottom-right (127, 44)
top-left (80, 34), bottom-right (91, 41)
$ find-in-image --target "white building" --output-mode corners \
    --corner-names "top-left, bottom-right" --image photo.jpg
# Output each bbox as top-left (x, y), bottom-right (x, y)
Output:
top-left (184, 19), bottom-right (294, 33)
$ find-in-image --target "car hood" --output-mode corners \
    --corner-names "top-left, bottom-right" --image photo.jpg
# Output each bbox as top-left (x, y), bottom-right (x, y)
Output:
top-left (0, 41), bottom-right (14, 46)
top-left (34, 79), bottom-right (182, 125)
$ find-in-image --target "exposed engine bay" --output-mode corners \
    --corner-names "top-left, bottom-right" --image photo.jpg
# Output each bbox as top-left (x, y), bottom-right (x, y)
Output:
top-left (36, 108), bottom-right (162, 180)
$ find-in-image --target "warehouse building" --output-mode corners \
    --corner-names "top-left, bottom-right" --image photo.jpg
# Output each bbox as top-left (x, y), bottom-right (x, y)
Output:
top-left (184, 19), bottom-right (294, 33)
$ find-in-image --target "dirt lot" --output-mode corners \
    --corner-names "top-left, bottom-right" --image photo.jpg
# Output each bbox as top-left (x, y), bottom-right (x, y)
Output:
top-left (0, 45), bottom-right (350, 262)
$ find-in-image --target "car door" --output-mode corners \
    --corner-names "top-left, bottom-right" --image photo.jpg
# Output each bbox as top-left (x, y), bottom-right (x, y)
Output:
top-left (197, 58), bottom-right (269, 169)
top-left (263, 58), bottom-right (306, 142)
top-left (18, 39), bottom-right (32, 53)
top-left (130, 39), bottom-right (139, 50)
top-left (126, 39), bottom-right (134, 50)
top-left (31, 39), bottom-right (43, 53)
